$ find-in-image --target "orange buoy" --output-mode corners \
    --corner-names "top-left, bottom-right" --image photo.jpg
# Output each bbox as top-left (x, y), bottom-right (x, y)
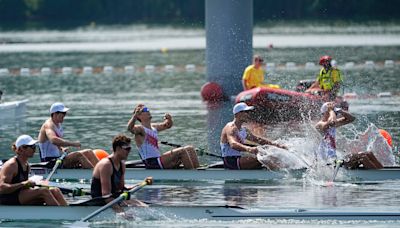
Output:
top-left (379, 129), bottom-right (393, 147)
top-left (93, 149), bottom-right (109, 160)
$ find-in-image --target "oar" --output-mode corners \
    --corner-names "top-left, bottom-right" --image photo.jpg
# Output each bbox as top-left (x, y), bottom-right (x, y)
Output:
top-left (76, 177), bottom-right (152, 224)
top-left (331, 159), bottom-right (343, 182)
top-left (326, 159), bottom-right (343, 186)
top-left (45, 152), bottom-right (67, 182)
top-left (160, 141), bottom-right (222, 159)
top-left (38, 183), bottom-right (91, 196)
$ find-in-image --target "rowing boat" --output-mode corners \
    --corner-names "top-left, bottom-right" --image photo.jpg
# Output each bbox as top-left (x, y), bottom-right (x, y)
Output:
top-left (0, 99), bottom-right (28, 120)
top-left (30, 166), bottom-right (400, 182)
top-left (0, 204), bottom-right (399, 221)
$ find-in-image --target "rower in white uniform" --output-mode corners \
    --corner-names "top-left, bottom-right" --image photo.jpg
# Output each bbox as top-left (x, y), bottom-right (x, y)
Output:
top-left (127, 104), bottom-right (199, 169)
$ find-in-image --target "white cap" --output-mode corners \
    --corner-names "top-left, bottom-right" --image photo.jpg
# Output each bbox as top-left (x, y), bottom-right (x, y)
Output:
top-left (50, 102), bottom-right (69, 114)
top-left (15, 135), bottom-right (38, 149)
top-left (321, 102), bottom-right (341, 114)
top-left (233, 102), bottom-right (254, 115)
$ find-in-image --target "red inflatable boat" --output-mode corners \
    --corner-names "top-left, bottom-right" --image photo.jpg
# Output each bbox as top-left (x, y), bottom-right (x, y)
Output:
top-left (235, 86), bottom-right (330, 122)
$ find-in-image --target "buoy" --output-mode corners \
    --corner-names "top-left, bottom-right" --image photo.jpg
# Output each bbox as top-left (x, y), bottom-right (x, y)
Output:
top-left (145, 65), bottom-right (155, 73)
top-left (103, 66), bottom-right (113, 75)
top-left (62, 67), bottom-right (72, 75)
top-left (161, 47), bottom-right (168, 54)
top-left (285, 62), bottom-right (296, 70)
top-left (41, 67), bottom-right (51, 76)
top-left (20, 68), bottom-right (30, 76)
top-left (379, 129), bottom-right (393, 147)
top-left (185, 64), bottom-right (196, 72)
top-left (200, 82), bottom-right (224, 102)
top-left (82, 66), bottom-right (93, 75)
top-left (0, 68), bottom-right (9, 76)
top-left (124, 66), bottom-right (135, 75)
top-left (93, 149), bottom-right (109, 160)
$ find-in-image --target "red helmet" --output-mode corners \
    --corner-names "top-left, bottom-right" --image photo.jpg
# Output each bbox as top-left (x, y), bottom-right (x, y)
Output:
top-left (319, 55), bottom-right (332, 65)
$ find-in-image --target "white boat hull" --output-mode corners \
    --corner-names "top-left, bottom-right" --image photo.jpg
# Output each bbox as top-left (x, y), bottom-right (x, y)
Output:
top-left (0, 99), bottom-right (28, 119)
top-left (30, 166), bottom-right (400, 182)
top-left (0, 205), bottom-right (399, 221)
top-left (0, 206), bottom-right (400, 221)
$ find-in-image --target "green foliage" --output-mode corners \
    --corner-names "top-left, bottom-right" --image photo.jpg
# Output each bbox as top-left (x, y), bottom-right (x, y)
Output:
top-left (0, 0), bottom-right (399, 28)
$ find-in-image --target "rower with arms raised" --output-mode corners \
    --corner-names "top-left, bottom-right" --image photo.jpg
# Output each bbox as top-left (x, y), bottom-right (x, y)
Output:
top-left (127, 104), bottom-right (199, 169)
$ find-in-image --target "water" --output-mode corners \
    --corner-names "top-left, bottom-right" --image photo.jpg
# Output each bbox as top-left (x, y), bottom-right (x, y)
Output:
top-left (0, 25), bottom-right (400, 227)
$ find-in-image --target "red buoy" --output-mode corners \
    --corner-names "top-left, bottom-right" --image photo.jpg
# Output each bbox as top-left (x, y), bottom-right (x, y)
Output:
top-left (200, 82), bottom-right (224, 102)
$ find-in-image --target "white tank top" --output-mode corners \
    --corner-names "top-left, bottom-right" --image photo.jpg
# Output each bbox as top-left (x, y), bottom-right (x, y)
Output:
top-left (316, 127), bottom-right (336, 161)
top-left (138, 126), bottom-right (161, 160)
top-left (220, 127), bottom-right (247, 157)
top-left (39, 124), bottom-right (63, 160)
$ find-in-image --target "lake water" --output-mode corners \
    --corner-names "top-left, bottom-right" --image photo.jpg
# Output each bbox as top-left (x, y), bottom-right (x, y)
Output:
top-left (0, 24), bottom-right (400, 227)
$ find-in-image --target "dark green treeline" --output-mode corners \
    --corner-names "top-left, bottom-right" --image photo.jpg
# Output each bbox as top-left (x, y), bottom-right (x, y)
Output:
top-left (0, 0), bottom-right (399, 28)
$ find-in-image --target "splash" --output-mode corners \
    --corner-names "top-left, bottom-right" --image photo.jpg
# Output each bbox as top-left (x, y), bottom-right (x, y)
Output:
top-left (256, 145), bottom-right (309, 170)
top-left (336, 123), bottom-right (396, 166)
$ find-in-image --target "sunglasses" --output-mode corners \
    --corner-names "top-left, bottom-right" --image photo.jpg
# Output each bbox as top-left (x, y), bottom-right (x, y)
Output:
top-left (121, 146), bottom-right (132, 151)
top-left (23, 144), bottom-right (36, 149)
top-left (142, 107), bottom-right (150, 113)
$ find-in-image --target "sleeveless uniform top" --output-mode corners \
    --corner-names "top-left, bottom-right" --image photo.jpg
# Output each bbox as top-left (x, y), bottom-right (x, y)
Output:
top-left (317, 127), bottom-right (337, 161)
top-left (317, 68), bottom-right (342, 91)
top-left (91, 158), bottom-right (124, 198)
top-left (242, 65), bottom-right (265, 90)
top-left (39, 124), bottom-right (63, 161)
top-left (137, 127), bottom-right (161, 160)
top-left (220, 127), bottom-right (247, 157)
top-left (0, 157), bottom-right (29, 205)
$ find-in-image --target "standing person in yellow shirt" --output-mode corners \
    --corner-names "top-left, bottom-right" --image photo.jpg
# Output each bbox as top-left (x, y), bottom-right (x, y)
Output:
top-left (242, 55), bottom-right (280, 90)
top-left (306, 55), bottom-right (343, 100)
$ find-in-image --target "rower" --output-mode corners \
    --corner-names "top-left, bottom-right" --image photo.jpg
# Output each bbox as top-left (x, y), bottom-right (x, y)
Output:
top-left (127, 104), bottom-right (199, 169)
top-left (37, 102), bottom-right (99, 169)
top-left (0, 135), bottom-right (67, 206)
top-left (220, 102), bottom-right (288, 170)
top-left (91, 134), bottom-right (146, 211)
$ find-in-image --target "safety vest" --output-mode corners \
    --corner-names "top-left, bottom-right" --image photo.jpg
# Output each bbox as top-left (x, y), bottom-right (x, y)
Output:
top-left (317, 68), bottom-right (342, 91)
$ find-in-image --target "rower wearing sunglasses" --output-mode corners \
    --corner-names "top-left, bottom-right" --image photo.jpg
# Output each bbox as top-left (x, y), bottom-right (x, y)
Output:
top-left (127, 104), bottom-right (199, 169)
top-left (0, 135), bottom-right (67, 206)
top-left (91, 134), bottom-right (145, 211)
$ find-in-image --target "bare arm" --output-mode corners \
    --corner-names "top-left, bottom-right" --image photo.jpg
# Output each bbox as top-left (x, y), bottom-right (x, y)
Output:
top-left (45, 127), bottom-right (80, 148)
top-left (316, 110), bottom-right (337, 132)
top-left (153, 113), bottom-right (173, 132)
top-left (0, 163), bottom-right (33, 194)
top-left (247, 131), bottom-right (288, 149)
top-left (226, 127), bottom-right (257, 154)
top-left (335, 110), bottom-right (355, 128)
top-left (99, 162), bottom-right (113, 201)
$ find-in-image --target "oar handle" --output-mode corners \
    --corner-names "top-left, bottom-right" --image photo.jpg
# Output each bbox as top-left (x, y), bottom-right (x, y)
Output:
top-left (38, 184), bottom-right (91, 196)
top-left (45, 152), bottom-right (68, 182)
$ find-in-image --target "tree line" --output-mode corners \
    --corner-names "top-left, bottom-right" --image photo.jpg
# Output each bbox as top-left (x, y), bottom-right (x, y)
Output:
top-left (0, 0), bottom-right (399, 29)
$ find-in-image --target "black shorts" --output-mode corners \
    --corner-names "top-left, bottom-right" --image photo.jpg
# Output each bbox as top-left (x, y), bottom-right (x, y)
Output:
top-left (223, 156), bottom-right (241, 170)
top-left (0, 191), bottom-right (21, 205)
top-left (143, 157), bottom-right (163, 169)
